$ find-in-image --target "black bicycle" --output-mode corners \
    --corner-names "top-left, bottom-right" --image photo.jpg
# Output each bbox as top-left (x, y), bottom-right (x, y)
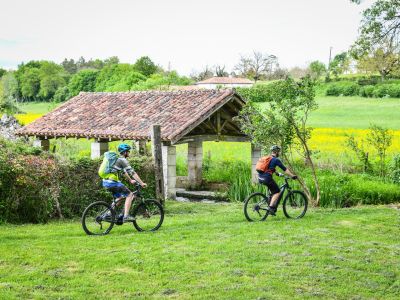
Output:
top-left (82, 184), bottom-right (164, 235)
top-left (244, 174), bottom-right (308, 221)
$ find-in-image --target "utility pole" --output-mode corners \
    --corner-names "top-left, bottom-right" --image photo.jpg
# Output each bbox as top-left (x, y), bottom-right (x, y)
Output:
top-left (327, 46), bottom-right (333, 81)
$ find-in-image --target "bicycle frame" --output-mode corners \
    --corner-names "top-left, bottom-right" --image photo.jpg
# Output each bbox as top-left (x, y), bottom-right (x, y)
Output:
top-left (111, 184), bottom-right (144, 208)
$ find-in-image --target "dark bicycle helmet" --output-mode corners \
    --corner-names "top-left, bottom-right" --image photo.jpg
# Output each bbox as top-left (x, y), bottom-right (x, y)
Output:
top-left (118, 143), bottom-right (132, 154)
top-left (270, 145), bottom-right (281, 152)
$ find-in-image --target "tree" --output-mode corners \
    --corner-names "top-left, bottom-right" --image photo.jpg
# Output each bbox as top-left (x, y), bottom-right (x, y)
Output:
top-left (61, 58), bottom-right (78, 74)
top-left (237, 77), bottom-right (321, 205)
top-left (234, 51), bottom-right (278, 82)
top-left (0, 68), bottom-right (6, 78)
top-left (133, 56), bottom-right (158, 77)
top-left (214, 65), bottom-right (229, 77)
top-left (356, 38), bottom-right (400, 79)
top-left (288, 66), bottom-right (310, 79)
top-left (38, 61), bottom-right (67, 100)
top-left (309, 61), bottom-right (326, 79)
top-left (0, 72), bottom-right (19, 114)
top-left (367, 124), bottom-right (393, 177)
top-left (68, 69), bottom-right (98, 97)
top-left (329, 52), bottom-right (351, 77)
top-left (190, 66), bottom-right (214, 81)
top-left (19, 68), bottom-right (41, 100)
top-left (351, 0), bottom-right (400, 56)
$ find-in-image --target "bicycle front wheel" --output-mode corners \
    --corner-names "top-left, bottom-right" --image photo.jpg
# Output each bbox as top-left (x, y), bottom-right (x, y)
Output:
top-left (282, 190), bottom-right (308, 219)
top-left (244, 192), bottom-right (270, 222)
top-left (132, 199), bottom-right (164, 232)
top-left (82, 201), bottom-right (115, 235)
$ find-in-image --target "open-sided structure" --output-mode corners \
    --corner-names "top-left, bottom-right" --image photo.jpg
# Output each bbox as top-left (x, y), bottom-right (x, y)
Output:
top-left (16, 89), bottom-right (261, 198)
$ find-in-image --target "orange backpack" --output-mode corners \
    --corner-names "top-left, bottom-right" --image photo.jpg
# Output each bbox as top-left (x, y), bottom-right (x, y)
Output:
top-left (255, 156), bottom-right (273, 174)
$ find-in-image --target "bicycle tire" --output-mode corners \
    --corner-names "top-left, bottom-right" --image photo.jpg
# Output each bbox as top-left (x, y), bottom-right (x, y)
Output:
top-left (282, 190), bottom-right (308, 219)
top-left (132, 199), bottom-right (164, 232)
top-left (243, 192), bottom-right (270, 222)
top-left (82, 201), bottom-right (115, 235)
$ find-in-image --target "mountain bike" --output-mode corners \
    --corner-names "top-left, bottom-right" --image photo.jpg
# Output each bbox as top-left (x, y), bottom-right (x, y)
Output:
top-left (244, 174), bottom-right (308, 221)
top-left (82, 183), bottom-right (164, 235)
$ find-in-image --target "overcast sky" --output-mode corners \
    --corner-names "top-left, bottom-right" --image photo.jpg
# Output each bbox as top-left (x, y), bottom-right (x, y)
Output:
top-left (0, 0), bottom-right (374, 75)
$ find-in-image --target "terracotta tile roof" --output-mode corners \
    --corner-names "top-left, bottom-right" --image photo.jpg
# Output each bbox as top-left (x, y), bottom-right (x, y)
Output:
top-left (16, 89), bottom-right (242, 143)
top-left (196, 77), bottom-right (254, 85)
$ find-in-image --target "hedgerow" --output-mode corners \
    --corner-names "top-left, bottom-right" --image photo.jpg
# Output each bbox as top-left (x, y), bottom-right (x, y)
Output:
top-left (0, 138), bottom-right (155, 223)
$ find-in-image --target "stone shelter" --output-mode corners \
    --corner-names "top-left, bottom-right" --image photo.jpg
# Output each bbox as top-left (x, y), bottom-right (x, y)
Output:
top-left (16, 89), bottom-right (261, 199)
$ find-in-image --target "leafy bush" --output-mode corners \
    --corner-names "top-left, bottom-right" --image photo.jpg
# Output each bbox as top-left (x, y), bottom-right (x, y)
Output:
top-left (373, 85), bottom-right (389, 98)
top-left (390, 154), bottom-right (400, 184)
top-left (236, 82), bottom-right (276, 102)
top-left (358, 85), bottom-right (375, 97)
top-left (326, 81), bottom-right (360, 96)
top-left (0, 139), bottom-right (155, 223)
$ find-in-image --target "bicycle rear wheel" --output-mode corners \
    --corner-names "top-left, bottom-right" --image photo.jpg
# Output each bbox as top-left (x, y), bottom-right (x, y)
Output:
top-left (132, 199), bottom-right (164, 232)
top-left (82, 201), bottom-right (115, 235)
top-left (282, 190), bottom-right (308, 219)
top-left (243, 192), bottom-right (270, 222)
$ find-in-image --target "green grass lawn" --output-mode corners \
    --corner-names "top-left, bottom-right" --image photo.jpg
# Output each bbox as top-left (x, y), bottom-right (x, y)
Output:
top-left (261, 96), bottom-right (400, 129)
top-left (17, 102), bottom-right (61, 114)
top-left (0, 202), bottom-right (399, 299)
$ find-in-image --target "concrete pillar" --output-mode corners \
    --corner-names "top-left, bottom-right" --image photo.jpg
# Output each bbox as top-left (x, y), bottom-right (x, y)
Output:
top-left (188, 141), bottom-right (203, 187)
top-left (33, 139), bottom-right (50, 151)
top-left (162, 145), bottom-right (176, 199)
top-left (135, 140), bottom-right (147, 155)
top-left (251, 144), bottom-right (262, 183)
top-left (91, 141), bottom-right (109, 159)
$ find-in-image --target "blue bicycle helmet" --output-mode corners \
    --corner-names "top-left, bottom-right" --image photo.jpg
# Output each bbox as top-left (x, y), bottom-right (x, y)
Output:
top-left (117, 143), bottom-right (132, 154)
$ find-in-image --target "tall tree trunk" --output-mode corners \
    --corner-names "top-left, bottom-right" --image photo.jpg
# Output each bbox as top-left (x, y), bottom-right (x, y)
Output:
top-left (282, 153), bottom-right (313, 202)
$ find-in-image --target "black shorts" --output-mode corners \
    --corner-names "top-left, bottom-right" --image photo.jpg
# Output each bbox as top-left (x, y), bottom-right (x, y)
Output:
top-left (258, 177), bottom-right (280, 195)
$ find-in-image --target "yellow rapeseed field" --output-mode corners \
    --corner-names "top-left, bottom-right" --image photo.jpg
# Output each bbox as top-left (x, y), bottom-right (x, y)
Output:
top-left (15, 114), bottom-right (43, 125)
top-left (309, 128), bottom-right (400, 155)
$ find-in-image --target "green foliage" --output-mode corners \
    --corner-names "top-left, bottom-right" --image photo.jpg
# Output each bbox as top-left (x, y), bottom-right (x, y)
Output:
top-left (67, 69), bottom-right (98, 97)
top-left (390, 154), bottom-right (400, 183)
top-left (345, 135), bottom-right (371, 172)
top-left (329, 52), bottom-right (351, 77)
top-left (366, 124), bottom-right (393, 177)
top-left (326, 81), bottom-right (360, 96)
top-left (236, 82), bottom-right (276, 102)
top-left (0, 139), bottom-right (155, 223)
top-left (130, 71), bottom-right (192, 90)
top-left (16, 61), bottom-right (67, 102)
top-left (351, 0), bottom-right (400, 56)
top-left (0, 72), bottom-right (19, 114)
top-left (325, 80), bottom-right (400, 98)
top-left (309, 60), bottom-right (326, 79)
top-left (53, 86), bottom-right (70, 103)
top-left (133, 56), bottom-right (158, 77)
top-left (95, 64), bottom-right (146, 91)
top-left (358, 85), bottom-right (375, 97)
top-left (0, 68), bottom-right (6, 78)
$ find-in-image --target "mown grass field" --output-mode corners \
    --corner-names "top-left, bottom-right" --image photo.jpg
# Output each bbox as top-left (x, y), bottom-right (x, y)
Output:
top-left (0, 202), bottom-right (399, 299)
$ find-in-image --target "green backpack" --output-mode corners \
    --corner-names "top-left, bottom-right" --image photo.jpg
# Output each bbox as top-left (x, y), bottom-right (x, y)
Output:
top-left (98, 151), bottom-right (119, 180)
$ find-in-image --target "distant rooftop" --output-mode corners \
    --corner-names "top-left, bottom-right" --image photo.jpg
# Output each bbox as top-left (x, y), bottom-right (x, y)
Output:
top-left (196, 77), bottom-right (254, 85)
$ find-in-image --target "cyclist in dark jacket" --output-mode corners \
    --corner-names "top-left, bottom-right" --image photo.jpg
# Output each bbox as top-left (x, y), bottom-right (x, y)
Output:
top-left (258, 145), bottom-right (297, 215)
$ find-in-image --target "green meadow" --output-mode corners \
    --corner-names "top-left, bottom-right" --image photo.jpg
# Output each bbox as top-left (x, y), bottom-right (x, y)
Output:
top-left (0, 202), bottom-right (399, 299)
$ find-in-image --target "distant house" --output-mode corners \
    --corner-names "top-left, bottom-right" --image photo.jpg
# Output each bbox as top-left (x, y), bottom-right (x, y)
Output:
top-left (196, 77), bottom-right (254, 89)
